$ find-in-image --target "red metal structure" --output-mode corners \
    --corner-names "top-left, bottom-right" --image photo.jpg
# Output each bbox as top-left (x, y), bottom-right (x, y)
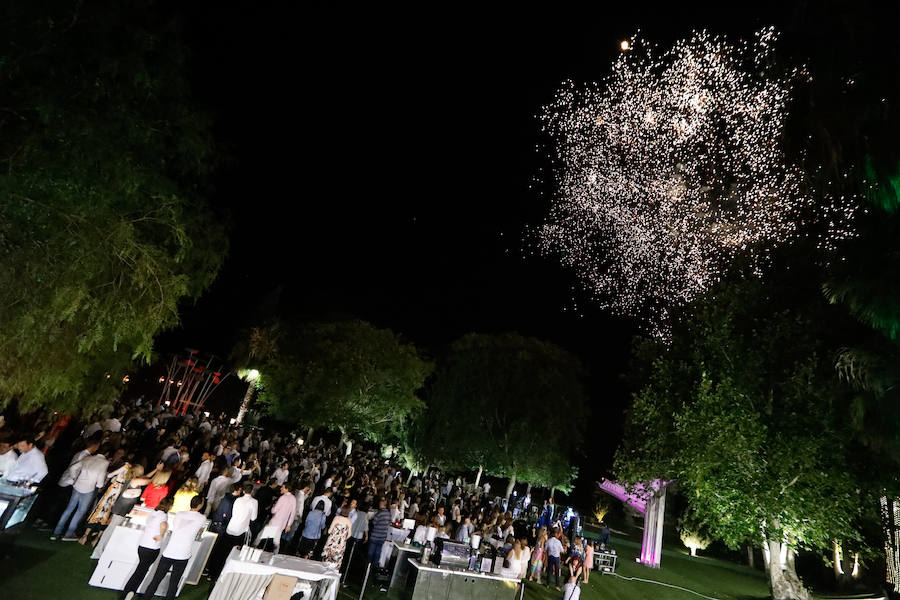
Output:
top-left (157, 349), bottom-right (231, 415)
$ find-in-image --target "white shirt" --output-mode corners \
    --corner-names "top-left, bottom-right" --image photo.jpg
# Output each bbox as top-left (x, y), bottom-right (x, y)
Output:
top-left (226, 495), bottom-right (258, 536)
top-left (206, 475), bottom-right (231, 505)
top-left (195, 460), bottom-right (213, 488)
top-left (103, 417), bottom-right (121, 432)
top-left (294, 489), bottom-right (309, 518)
top-left (273, 468), bottom-right (289, 486)
top-left (139, 509), bottom-right (168, 550)
top-left (562, 582), bottom-right (581, 600)
top-left (0, 449), bottom-right (17, 476)
top-left (163, 510), bottom-right (206, 560)
top-left (199, 421), bottom-right (212, 432)
top-left (546, 536), bottom-right (564, 558)
top-left (58, 449), bottom-right (91, 486)
top-left (83, 422), bottom-right (102, 438)
top-left (311, 494), bottom-right (332, 517)
top-left (73, 454), bottom-right (110, 494)
top-left (5, 447), bottom-right (48, 483)
top-left (160, 446), bottom-right (179, 463)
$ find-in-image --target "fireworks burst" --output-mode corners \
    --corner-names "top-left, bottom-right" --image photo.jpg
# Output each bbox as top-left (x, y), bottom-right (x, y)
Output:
top-left (540, 28), bottom-right (851, 336)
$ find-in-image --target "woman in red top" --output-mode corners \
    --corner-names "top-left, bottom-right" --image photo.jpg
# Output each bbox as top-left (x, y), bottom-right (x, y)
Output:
top-left (139, 470), bottom-right (171, 508)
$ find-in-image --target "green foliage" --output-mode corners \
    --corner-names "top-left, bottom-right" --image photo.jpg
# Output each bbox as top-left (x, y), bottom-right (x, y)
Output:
top-left (257, 319), bottom-right (432, 445)
top-left (418, 332), bottom-right (588, 491)
top-left (0, 1), bottom-right (225, 414)
top-left (824, 158), bottom-right (900, 466)
top-left (617, 281), bottom-right (864, 552)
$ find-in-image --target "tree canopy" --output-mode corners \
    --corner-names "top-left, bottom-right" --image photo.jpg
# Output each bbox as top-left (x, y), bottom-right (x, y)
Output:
top-left (417, 332), bottom-right (587, 495)
top-left (615, 278), bottom-right (882, 599)
top-left (0, 0), bottom-right (226, 414)
top-left (256, 319), bottom-right (432, 445)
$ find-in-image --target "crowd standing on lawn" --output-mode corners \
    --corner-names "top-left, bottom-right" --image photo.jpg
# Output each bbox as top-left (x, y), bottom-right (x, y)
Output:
top-left (0, 397), bottom-right (596, 597)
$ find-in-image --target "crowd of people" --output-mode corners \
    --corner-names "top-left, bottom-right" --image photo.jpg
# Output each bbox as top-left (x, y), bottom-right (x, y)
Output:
top-left (0, 397), bottom-right (596, 599)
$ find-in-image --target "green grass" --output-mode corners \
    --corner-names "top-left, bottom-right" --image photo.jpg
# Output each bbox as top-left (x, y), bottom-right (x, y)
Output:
top-left (0, 524), bottom-right (773, 600)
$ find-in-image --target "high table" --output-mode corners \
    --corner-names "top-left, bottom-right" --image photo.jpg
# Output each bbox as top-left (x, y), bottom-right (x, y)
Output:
top-left (403, 558), bottom-right (523, 600)
top-left (209, 547), bottom-right (340, 600)
top-left (0, 482), bottom-right (38, 533)
top-left (89, 518), bottom-right (217, 596)
top-left (387, 542), bottom-right (421, 590)
top-left (379, 527), bottom-right (411, 567)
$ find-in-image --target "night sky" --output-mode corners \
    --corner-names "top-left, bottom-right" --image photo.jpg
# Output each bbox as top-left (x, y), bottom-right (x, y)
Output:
top-left (148, 2), bottom-right (891, 490)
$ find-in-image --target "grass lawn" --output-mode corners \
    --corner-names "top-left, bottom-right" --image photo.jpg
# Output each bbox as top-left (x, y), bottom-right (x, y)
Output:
top-left (1, 523), bottom-right (774, 600)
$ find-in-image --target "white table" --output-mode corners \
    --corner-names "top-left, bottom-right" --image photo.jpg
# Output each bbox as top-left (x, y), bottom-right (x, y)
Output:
top-left (89, 522), bottom-right (216, 596)
top-left (379, 527), bottom-right (412, 566)
top-left (209, 547), bottom-right (340, 600)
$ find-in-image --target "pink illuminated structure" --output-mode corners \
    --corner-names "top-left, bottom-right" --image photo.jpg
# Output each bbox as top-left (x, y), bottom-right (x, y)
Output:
top-left (597, 478), bottom-right (668, 568)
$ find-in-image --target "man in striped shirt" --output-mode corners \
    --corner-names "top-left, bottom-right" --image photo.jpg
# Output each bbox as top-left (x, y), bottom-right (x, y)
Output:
top-left (367, 497), bottom-right (392, 566)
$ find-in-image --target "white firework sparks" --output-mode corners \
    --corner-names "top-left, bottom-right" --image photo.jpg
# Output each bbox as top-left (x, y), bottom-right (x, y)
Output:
top-left (540, 28), bottom-right (846, 336)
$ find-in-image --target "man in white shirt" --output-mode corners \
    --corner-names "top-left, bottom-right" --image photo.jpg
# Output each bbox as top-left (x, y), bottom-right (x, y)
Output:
top-left (282, 481), bottom-right (311, 551)
top-left (194, 452), bottom-right (214, 489)
top-left (226, 482), bottom-right (258, 542)
top-left (102, 415), bottom-right (121, 433)
top-left (160, 442), bottom-right (180, 465)
top-left (0, 439), bottom-right (17, 476)
top-left (273, 462), bottom-right (290, 486)
top-left (311, 489), bottom-right (333, 517)
top-left (33, 440), bottom-right (99, 530)
top-left (82, 421), bottom-right (103, 439)
top-left (139, 495), bottom-right (207, 600)
top-left (52, 450), bottom-right (108, 541)
top-left (57, 441), bottom-right (98, 487)
top-left (4, 438), bottom-right (48, 483)
top-left (545, 531), bottom-right (564, 590)
top-left (205, 468), bottom-right (233, 516)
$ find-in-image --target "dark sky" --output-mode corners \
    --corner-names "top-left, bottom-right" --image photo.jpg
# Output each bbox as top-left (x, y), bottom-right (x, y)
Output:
top-left (150, 2), bottom-right (890, 487)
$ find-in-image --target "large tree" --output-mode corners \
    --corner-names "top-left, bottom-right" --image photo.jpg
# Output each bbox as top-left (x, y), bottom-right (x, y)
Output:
top-left (419, 333), bottom-right (587, 503)
top-left (616, 279), bottom-right (870, 600)
top-left (256, 319), bottom-right (432, 448)
top-left (0, 1), bottom-right (225, 414)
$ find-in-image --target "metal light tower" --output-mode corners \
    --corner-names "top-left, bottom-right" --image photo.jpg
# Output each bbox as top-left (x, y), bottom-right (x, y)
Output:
top-left (157, 349), bottom-right (230, 415)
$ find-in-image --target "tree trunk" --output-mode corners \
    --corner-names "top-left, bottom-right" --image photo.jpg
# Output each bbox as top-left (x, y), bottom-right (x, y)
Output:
top-left (504, 474), bottom-right (517, 512)
top-left (235, 381), bottom-right (255, 424)
top-left (746, 545), bottom-right (755, 569)
top-left (690, 547), bottom-right (697, 557)
top-left (339, 428), bottom-right (348, 453)
top-left (766, 539), bottom-right (811, 600)
top-left (833, 541), bottom-right (844, 581)
top-left (306, 426), bottom-right (314, 444)
top-left (474, 466), bottom-right (483, 487)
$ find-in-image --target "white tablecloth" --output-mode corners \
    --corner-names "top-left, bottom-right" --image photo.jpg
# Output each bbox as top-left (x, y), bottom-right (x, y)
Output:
top-left (211, 547), bottom-right (340, 600)
top-left (388, 526), bottom-right (409, 542)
